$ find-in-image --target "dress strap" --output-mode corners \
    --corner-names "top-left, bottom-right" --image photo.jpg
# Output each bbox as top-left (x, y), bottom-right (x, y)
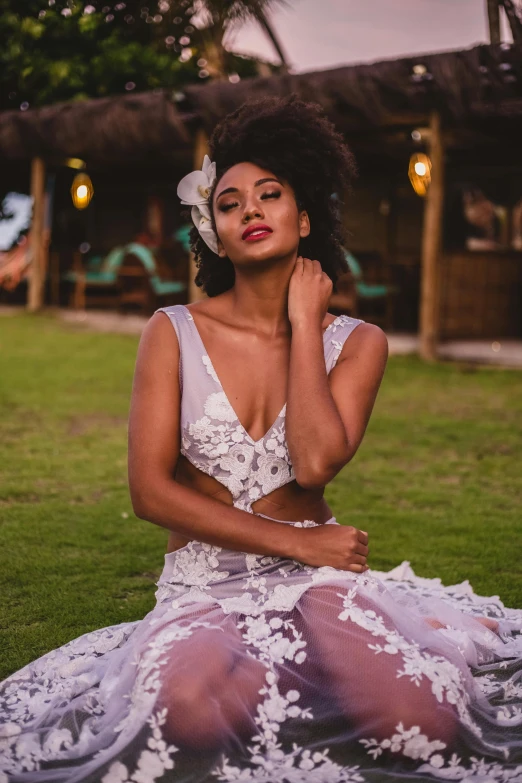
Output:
top-left (154, 304), bottom-right (195, 392)
top-left (324, 315), bottom-right (364, 374)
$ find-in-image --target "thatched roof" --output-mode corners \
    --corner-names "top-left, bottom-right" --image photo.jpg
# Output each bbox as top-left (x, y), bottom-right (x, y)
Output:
top-left (181, 44), bottom-right (522, 133)
top-left (0, 43), bottom-right (521, 166)
top-left (0, 90), bottom-right (191, 167)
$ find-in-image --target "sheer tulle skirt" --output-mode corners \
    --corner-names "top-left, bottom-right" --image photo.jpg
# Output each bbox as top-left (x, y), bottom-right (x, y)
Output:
top-left (1, 516), bottom-right (522, 783)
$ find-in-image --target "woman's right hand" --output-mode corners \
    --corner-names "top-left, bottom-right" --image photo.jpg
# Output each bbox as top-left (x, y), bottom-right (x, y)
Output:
top-left (293, 524), bottom-right (369, 572)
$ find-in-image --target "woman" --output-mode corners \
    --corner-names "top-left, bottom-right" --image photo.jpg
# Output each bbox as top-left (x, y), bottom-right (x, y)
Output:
top-left (1, 97), bottom-right (521, 783)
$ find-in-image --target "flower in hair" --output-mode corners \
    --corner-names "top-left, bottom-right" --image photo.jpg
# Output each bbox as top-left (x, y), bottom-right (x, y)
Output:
top-left (177, 155), bottom-right (219, 254)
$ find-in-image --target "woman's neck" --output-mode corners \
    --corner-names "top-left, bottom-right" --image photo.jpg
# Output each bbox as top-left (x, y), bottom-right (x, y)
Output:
top-left (225, 252), bottom-right (297, 336)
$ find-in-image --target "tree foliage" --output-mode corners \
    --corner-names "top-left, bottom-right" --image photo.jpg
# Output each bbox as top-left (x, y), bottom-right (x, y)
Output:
top-left (0, 0), bottom-right (286, 111)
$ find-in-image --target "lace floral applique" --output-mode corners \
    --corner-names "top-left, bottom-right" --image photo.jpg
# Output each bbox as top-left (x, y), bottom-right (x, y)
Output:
top-left (218, 581), bottom-right (315, 616)
top-left (335, 587), bottom-right (486, 741)
top-left (101, 709), bottom-right (178, 783)
top-left (331, 339), bottom-right (345, 367)
top-left (154, 585), bottom-right (216, 611)
top-left (215, 750), bottom-right (365, 782)
top-left (204, 391), bottom-right (238, 423)
top-left (0, 625), bottom-right (136, 729)
top-left (105, 618), bottom-right (222, 758)
top-left (213, 618), bottom-right (366, 782)
top-left (360, 723), bottom-right (446, 762)
top-left (327, 316), bottom-right (362, 368)
top-left (161, 542), bottom-right (229, 589)
top-left (327, 315), bottom-right (356, 334)
top-left (0, 724), bottom-right (75, 776)
top-left (475, 673), bottom-right (502, 697)
top-left (416, 755), bottom-right (522, 781)
top-left (202, 355), bottom-right (220, 384)
top-left (181, 395), bottom-right (293, 512)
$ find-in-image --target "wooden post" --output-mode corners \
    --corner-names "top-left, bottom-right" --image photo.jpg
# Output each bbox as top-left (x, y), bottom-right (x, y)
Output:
top-left (27, 157), bottom-right (46, 312)
top-left (188, 128), bottom-right (210, 303)
top-left (72, 251), bottom-right (86, 310)
top-left (419, 112), bottom-right (445, 362)
top-left (487, 0), bottom-right (501, 44)
top-left (41, 175), bottom-right (54, 306)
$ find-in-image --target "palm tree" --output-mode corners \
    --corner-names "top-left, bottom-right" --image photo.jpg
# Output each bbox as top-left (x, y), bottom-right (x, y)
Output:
top-left (177, 0), bottom-right (291, 78)
top-left (500, 0), bottom-right (522, 47)
top-left (486, 0), bottom-right (522, 47)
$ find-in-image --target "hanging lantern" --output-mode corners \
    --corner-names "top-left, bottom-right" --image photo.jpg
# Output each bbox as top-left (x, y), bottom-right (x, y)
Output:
top-left (408, 153), bottom-right (432, 197)
top-left (71, 172), bottom-right (94, 210)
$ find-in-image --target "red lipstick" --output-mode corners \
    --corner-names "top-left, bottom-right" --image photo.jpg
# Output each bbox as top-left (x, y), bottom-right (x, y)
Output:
top-left (242, 223), bottom-right (273, 241)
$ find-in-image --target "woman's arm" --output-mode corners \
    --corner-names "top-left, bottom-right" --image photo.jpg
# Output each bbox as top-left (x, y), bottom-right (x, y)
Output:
top-left (128, 312), bottom-right (370, 573)
top-left (128, 313), bottom-right (304, 558)
top-left (286, 258), bottom-right (388, 489)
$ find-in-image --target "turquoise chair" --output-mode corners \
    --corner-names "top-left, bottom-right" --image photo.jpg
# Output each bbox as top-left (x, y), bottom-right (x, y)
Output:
top-left (63, 246), bottom-right (126, 284)
top-left (343, 250), bottom-right (399, 330)
top-left (124, 242), bottom-right (186, 296)
top-left (344, 250), bottom-right (394, 299)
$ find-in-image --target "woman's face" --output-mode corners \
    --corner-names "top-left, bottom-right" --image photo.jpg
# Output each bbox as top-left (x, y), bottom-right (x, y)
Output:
top-left (211, 161), bottom-right (310, 266)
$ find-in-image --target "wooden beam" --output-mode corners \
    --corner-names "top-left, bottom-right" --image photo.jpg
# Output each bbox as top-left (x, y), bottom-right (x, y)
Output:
top-left (189, 127), bottom-right (210, 303)
top-left (487, 0), bottom-right (501, 44)
top-left (41, 174), bottom-right (54, 307)
top-left (27, 157), bottom-right (46, 312)
top-left (419, 112), bottom-right (445, 362)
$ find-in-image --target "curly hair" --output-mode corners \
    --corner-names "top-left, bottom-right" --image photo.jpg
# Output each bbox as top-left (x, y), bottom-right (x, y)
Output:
top-left (187, 95), bottom-right (357, 297)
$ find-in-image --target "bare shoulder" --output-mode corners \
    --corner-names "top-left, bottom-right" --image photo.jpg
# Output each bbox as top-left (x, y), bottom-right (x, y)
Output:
top-left (145, 309), bottom-right (178, 339)
top-left (338, 321), bottom-right (388, 367)
top-left (138, 310), bottom-right (180, 366)
top-left (351, 321), bottom-right (388, 350)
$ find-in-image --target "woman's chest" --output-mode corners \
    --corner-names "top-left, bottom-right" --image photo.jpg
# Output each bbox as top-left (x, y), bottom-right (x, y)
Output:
top-left (197, 331), bottom-right (291, 445)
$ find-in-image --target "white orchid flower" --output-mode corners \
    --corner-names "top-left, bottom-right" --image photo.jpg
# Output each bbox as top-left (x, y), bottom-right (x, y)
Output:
top-left (177, 155), bottom-right (217, 205)
top-left (191, 204), bottom-right (219, 254)
top-left (177, 155), bottom-right (219, 254)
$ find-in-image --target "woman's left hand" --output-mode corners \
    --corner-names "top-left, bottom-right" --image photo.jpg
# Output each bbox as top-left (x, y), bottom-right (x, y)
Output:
top-left (288, 256), bottom-right (333, 329)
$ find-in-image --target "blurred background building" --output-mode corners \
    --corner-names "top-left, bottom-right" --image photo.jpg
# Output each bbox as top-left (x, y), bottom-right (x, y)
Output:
top-left (1, 0), bottom-right (521, 361)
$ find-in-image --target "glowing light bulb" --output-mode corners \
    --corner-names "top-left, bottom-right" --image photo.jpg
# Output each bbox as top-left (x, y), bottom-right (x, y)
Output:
top-left (71, 173), bottom-right (94, 209)
top-left (408, 153), bottom-right (431, 197)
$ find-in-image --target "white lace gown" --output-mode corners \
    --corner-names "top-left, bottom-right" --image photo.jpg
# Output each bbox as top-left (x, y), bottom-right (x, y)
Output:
top-left (1, 304), bottom-right (521, 783)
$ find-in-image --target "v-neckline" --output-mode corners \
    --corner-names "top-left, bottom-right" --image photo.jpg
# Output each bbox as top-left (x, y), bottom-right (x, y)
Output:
top-left (182, 304), bottom-right (342, 446)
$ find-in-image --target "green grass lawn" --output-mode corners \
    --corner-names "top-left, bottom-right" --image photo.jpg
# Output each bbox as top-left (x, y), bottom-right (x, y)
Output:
top-left (1, 312), bottom-right (521, 680)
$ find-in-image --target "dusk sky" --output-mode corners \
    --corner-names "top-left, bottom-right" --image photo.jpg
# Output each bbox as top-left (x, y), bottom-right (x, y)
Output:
top-left (226, 0), bottom-right (513, 73)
